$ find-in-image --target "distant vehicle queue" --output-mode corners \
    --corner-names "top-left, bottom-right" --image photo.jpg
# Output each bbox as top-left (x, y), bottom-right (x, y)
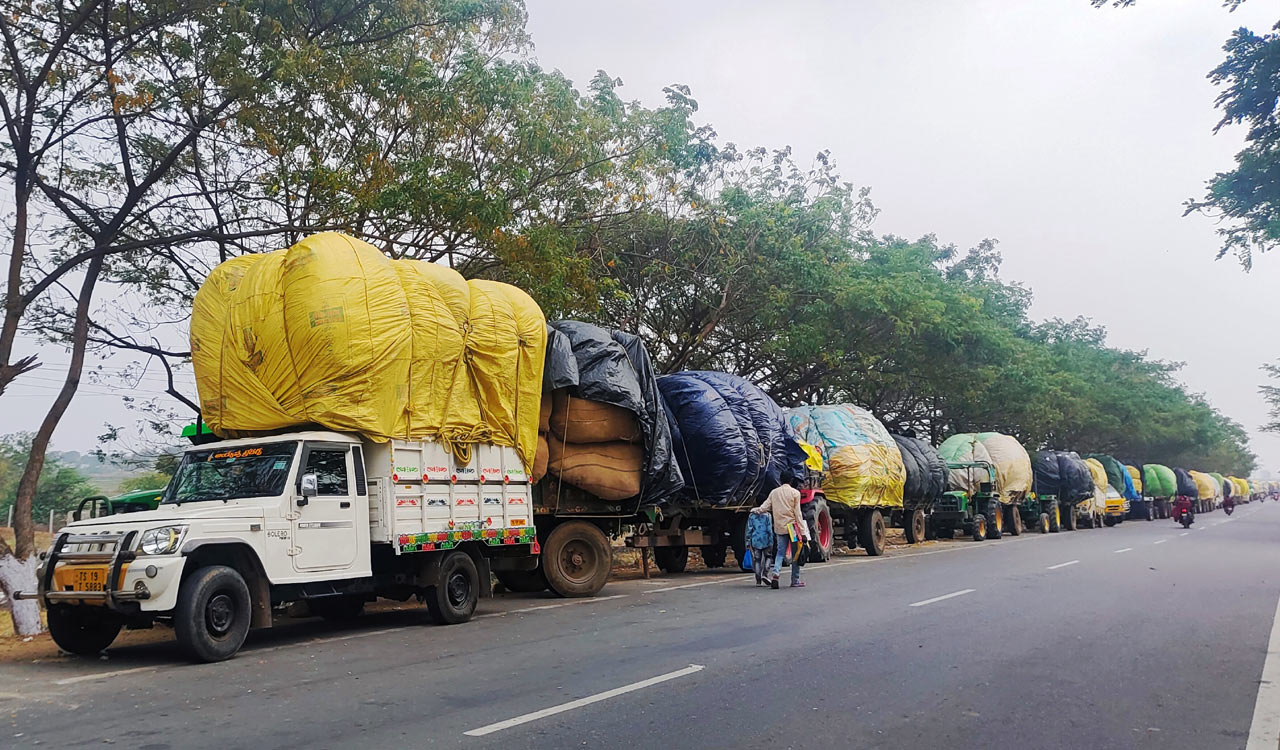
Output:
top-left (21, 233), bottom-right (1278, 662)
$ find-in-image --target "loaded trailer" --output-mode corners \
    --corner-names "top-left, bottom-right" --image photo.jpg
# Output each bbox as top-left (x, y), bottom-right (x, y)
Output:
top-left (932, 432), bottom-right (1033, 541)
top-left (1026, 450), bottom-right (1094, 533)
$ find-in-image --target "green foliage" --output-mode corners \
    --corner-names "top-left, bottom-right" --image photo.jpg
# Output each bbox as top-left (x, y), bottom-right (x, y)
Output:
top-left (117, 472), bottom-right (172, 495)
top-left (1262, 360), bottom-right (1280, 434)
top-left (0, 435), bottom-right (98, 522)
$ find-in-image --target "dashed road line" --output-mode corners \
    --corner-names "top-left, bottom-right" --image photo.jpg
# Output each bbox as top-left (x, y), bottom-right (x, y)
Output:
top-left (1247, 594), bottom-right (1280, 749)
top-left (54, 665), bottom-right (157, 686)
top-left (909, 589), bottom-right (975, 608)
top-left (1114, 547), bottom-right (1133, 554)
top-left (463, 664), bottom-right (705, 736)
top-left (1153, 539), bottom-right (1167, 545)
top-left (476, 594), bottom-right (630, 616)
top-left (1047, 560), bottom-right (1079, 570)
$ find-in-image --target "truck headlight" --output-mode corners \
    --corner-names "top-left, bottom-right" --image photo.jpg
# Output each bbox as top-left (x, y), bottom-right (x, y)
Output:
top-left (138, 526), bottom-right (187, 556)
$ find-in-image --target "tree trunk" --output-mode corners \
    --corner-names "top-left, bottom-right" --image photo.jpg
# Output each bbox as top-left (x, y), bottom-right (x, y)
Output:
top-left (3, 253), bottom-right (105, 635)
top-left (0, 170), bottom-right (37, 395)
top-left (0, 553), bottom-right (41, 635)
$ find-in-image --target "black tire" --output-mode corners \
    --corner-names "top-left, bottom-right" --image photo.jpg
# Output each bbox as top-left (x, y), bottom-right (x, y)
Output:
top-left (174, 565), bottom-right (252, 663)
top-left (308, 596), bottom-right (365, 622)
top-left (971, 515), bottom-right (987, 542)
top-left (700, 545), bottom-right (728, 569)
top-left (858, 509), bottom-right (887, 556)
top-left (47, 606), bottom-right (121, 656)
top-left (495, 568), bottom-right (548, 593)
top-left (904, 508), bottom-right (926, 545)
top-left (1063, 503), bottom-right (1077, 531)
top-left (1180, 514), bottom-right (1193, 529)
top-left (1007, 505), bottom-right (1023, 536)
top-left (543, 521), bottom-right (612, 597)
top-left (1103, 516), bottom-right (1117, 528)
top-left (1049, 501), bottom-right (1061, 533)
top-left (1038, 512), bottom-right (1050, 534)
top-left (935, 522), bottom-right (954, 540)
top-left (654, 545), bottom-right (689, 574)
top-left (811, 496), bottom-right (835, 561)
top-left (1146, 502), bottom-right (1155, 521)
top-left (426, 551), bottom-right (479, 624)
top-left (987, 500), bottom-right (1003, 540)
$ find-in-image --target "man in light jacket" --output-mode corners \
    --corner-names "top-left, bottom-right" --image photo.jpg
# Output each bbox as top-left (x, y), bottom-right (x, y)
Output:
top-left (752, 483), bottom-right (806, 589)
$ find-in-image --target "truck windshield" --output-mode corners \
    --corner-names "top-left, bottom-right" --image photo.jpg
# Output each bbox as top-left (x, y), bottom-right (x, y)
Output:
top-left (163, 442), bottom-right (297, 505)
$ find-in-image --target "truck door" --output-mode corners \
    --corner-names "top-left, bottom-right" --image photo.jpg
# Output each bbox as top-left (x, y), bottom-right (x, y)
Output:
top-left (293, 443), bottom-right (358, 573)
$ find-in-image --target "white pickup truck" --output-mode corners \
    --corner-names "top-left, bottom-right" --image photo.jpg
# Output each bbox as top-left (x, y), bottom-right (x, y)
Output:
top-left (18, 430), bottom-right (538, 661)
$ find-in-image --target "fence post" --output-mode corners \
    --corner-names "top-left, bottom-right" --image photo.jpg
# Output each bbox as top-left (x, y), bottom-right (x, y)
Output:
top-left (49, 508), bottom-right (54, 532)
top-left (5, 505), bottom-right (11, 528)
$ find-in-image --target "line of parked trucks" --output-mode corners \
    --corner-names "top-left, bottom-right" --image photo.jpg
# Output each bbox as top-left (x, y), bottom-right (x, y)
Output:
top-left (18, 233), bottom-right (1277, 662)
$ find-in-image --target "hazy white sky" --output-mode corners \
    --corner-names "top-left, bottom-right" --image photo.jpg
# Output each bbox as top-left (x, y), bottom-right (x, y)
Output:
top-left (4, 0), bottom-right (1279, 474)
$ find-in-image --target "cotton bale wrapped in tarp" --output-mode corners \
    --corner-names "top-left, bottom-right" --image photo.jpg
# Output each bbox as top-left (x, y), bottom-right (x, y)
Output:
top-left (1084, 457), bottom-right (1109, 515)
top-left (540, 321), bottom-right (683, 506)
top-left (1174, 468), bottom-right (1199, 498)
top-left (1210, 472), bottom-right (1229, 498)
top-left (1032, 450), bottom-right (1094, 504)
top-left (1085, 454), bottom-right (1139, 501)
top-left (783, 405), bottom-right (906, 510)
top-left (1143, 464), bottom-right (1178, 499)
top-left (975, 432), bottom-right (1032, 502)
top-left (546, 440), bottom-right (643, 501)
top-left (892, 434), bottom-right (946, 507)
top-left (1126, 465), bottom-right (1143, 495)
top-left (1232, 477), bottom-right (1250, 498)
top-left (938, 433), bottom-right (995, 496)
top-left (190, 232), bottom-right (546, 470)
top-left (1189, 470), bottom-right (1217, 500)
top-left (658, 371), bottom-right (808, 507)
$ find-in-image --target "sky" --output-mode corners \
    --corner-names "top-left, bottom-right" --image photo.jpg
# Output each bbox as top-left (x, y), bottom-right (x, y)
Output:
top-left (4, 0), bottom-right (1279, 474)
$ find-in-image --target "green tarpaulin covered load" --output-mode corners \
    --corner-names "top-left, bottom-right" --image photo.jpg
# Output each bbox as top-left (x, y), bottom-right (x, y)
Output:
top-left (1142, 464), bottom-right (1178, 499)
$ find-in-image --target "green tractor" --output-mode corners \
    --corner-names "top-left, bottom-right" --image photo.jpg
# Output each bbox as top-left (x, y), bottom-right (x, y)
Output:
top-left (71, 487), bottom-right (166, 521)
top-left (929, 461), bottom-right (1003, 542)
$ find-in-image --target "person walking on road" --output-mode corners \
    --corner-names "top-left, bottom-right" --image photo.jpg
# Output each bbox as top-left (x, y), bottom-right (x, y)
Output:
top-left (752, 483), bottom-right (807, 589)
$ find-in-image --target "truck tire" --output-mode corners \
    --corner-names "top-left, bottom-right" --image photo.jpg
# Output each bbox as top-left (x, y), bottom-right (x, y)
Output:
top-left (426, 551), bottom-right (479, 624)
top-left (495, 568), bottom-right (548, 593)
top-left (1063, 504), bottom-right (1077, 530)
top-left (654, 545), bottom-right (689, 574)
top-left (1049, 501), bottom-right (1061, 533)
top-left (1038, 512), bottom-right (1050, 534)
top-left (309, 596), bottom-right (365, 622)
top-left (700, 545), bottom-right (728, 569)
top-left (904, 508), bottom-right (926, 545)
top-left (543, 521), bottom-right (612, 597)
top-left (812, 496), bottom-right (834, 561)
top-left (174, 565), bottom-right (252, 663)
top-left (1146, 502), bottom-right (1155, 522)
top-left (47, 606), bottom-right (121, 656)
top-left (1103, 516), bottom-right (1117, 528)
top-left (1007, 505), bottom-right (1023, 536)
top-left (971, 515), bottom-right (987, 542)
top-left (986, 500), bottom-right (1003, 540)
top-left (858, 509), bottom-right (887, 556)
top-left (935, 522), bottom-right (954, 540)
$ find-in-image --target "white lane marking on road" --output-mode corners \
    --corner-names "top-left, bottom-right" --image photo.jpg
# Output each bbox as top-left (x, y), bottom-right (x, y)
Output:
top-left (1047, 560), bottom-right (1079, 570)
top-left (1247, 594), bottom-right (1280, 750)
top-left (909, 588), bottom-right (975, 608)
top-left (1114, 547), bottom-right (1133, 554)
top-left (643, 579), bottom-right (737, 594)
top-left (475, 594), bottom-right (629, 617)
top-left (53, 665), bottom-right (157, 686)
top-left (1153, 540), bottom-right (1167, 545)
top-left (463, 664), bottom-right (705, 737)
top-left (1180, 532), bottom-right (1190, 536)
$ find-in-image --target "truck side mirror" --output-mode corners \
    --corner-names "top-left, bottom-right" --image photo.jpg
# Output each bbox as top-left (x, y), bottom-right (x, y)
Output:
top-left (299, 473), bottom-right (318, 506)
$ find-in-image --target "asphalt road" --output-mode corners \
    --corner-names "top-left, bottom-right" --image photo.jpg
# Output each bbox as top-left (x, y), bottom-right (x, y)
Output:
top-left (4, 503), bottom-right (1279, 750)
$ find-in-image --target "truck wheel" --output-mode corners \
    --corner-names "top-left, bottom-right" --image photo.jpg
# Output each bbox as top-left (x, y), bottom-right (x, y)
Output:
top-left (971, 515), bottom-right (987, 542)
top-left (1038, 512), bottom-right (1050, 534)
top-left (309, 596), bottom-right (365, 622)
top-left (700, 545), bottom-right (727, 569)
top-left (904, 508), bottom-right (926, 544)
top-left (935, 522), bottom-right (953, 540)
top-left (47, 606), bottom-right (121, 656)
top-left (987, 500), bottom-right (1003, 540)
top-left (1062, 505), bottom-right (1076, 530)
top-left (858, 509), bottom-right (887, 556)
top-left (495, 568), bottom-right (548, 593)
top-left (1007, 506), bottom-right (1023, 536)
top-left (174, 565), bottom-right (252, 663)
top-left (812, 496), bottom-right (835, 561)
top-left (426, 551), bottom-right (479, 624)
top-left (654, 545), bottom-right (689, 574)
top-left (543, 521), bottom-right (612, 597)
top-left (1103, 516), bottom-right (1117, 528)
top-left (1146, 503), bottom-right (1155, 522)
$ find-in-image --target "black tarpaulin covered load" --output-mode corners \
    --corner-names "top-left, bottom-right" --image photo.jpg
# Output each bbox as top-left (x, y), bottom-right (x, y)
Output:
top-left (657, 371), bottom-right (809, 507)
top-left (542, 321), bottom-right (684, 505)
top-left (892, 434), bottom-right (945, 506)
top-left (1174, 467), bottom-right (1199, 498)
top-left (1032, 450), bottom-right (1095, 503)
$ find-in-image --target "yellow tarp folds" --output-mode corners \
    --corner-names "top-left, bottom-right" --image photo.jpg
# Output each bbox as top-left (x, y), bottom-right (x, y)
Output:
top-left (1126, 465), bottom-right (1143, 495)
top-left (1085, 458), bottom-right (1109, 514)
top-left (786, 405), bottom-right (906, 509)
top-left (1189, 470), bottom-right (1218, 500)
top-left (190, 232), bottom-right (547, 471)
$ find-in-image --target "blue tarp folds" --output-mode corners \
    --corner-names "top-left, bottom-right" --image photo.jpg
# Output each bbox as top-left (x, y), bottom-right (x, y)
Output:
top-left (657, 371), bottom-right (808, 507)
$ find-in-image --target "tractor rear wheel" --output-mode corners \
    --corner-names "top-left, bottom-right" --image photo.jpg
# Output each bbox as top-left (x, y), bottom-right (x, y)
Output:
top-left (904, 508), bottom-right (926, 544)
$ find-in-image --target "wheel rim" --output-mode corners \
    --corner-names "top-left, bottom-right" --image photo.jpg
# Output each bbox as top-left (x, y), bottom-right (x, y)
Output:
top-left (995, 510), bottom-right (1003, 533)
top-left (1055, 507), bottom-right (1061, 526)
top-left (559, 539), bottom-right (597, 585)
top-left (977, 518), bottom-right (986, 537)
top-left (818, 507), bottom-right (834, 550)
top-left (206, 593), bottom-right (235, 636)
top-left (446, 569), bottom-right (471, 608)
top-left (873, 515), bottom-right (885, 550)
top-left (912, 511), bottom-right (925, 541)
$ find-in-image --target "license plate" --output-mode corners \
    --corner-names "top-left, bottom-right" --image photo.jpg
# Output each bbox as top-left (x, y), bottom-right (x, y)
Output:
top-left (74, 568), bottom-right (105, 591)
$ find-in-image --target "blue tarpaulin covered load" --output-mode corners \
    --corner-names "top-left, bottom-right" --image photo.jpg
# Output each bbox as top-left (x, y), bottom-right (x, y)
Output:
top-left (1032, 450), bottom-right (1094, 503)
top-left (893, 434), bottom-right (946, 507)
top-left (1086, 454), bottom-right (1140, 501)
top-left (541, 321), bottom-right (683, 505)
top-left (657, 371), bottom-right (809, 507)
top-left (1174, 467), bottom-right (1199, 498)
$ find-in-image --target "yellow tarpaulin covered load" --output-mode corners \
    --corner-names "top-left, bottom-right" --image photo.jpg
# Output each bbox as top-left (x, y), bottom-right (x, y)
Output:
top-left (1126, 465), bottom-right (1143, 495)
top-left (975, 432), bottom-right (1032, 503)
top-left (1231, 477), bottom-right (1250, 498)
top-left (785, 404), bottom-right (905, 509)
top-left (1084, 458), bottom-right (1109, 515)
top-left (1189, 471), bottom-right (1218, 501)
top-left (191, 232), bottom-right (547, 470)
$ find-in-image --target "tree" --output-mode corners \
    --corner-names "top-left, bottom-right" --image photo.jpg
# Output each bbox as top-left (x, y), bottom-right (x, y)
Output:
top-left (0, 434), bottom-right (97, 524)
top-left (1262, 360), bottom-right (1280, 434)
top-left (116, 471), bottom-right (170, 495)
top-left (0, 0), bottom-right (515, 635)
